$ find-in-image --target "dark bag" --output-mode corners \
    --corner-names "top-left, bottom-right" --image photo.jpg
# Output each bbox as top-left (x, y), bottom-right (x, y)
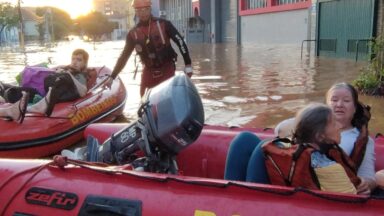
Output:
top-left (0, 81), bottom-right (38, 103)
top-left (44, 73), bottom-right (80, 102)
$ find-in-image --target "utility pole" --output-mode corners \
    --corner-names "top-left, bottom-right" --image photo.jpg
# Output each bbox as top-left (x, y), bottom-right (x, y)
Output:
top-left (49, 7), bottom-right (55, 43)
top-left (17, 0), bottom-right (25, 49)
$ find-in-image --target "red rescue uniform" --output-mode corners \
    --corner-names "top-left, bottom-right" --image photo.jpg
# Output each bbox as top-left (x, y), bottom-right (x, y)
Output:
top-left (111, 16), bottom-right (191, 96)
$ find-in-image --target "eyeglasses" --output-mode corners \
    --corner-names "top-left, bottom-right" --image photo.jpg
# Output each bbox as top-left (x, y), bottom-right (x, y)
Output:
top-left (135, 7), bottom-right (150, 13)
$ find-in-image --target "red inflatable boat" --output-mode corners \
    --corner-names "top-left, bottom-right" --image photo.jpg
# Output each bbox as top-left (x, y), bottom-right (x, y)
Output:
top-left (0, 124), bottom-right (382, 216)
top-left (0, 67), bottom-right (126, 158)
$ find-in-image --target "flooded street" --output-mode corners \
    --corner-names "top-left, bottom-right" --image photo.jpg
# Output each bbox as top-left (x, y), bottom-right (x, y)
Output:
top-left (1, 39), bottom-right (383, 135)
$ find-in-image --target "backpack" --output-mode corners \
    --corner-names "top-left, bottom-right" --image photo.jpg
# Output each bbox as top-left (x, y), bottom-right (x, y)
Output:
top-left (21, 66), bottom-right (55, 96)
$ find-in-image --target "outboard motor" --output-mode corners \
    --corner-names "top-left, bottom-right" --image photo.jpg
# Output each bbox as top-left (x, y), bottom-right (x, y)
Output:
top-left (93, 73), bottom-right (204, 174)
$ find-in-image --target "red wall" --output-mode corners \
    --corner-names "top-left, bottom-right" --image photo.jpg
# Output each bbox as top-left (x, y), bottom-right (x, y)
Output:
top-left (239, 0), bottom-right (312, 16)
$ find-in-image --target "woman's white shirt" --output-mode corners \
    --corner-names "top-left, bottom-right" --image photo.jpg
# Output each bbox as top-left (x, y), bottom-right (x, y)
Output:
top-left (340, 128), bottom-right (376, 181)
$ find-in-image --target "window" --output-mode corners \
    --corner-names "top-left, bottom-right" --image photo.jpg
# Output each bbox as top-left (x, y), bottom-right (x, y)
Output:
top-left (319, 39), bottom-right (337, 52)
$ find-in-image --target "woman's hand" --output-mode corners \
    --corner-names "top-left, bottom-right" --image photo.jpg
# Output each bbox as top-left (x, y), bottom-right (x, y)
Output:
top-left (357, 177), bottom-right (376, 195)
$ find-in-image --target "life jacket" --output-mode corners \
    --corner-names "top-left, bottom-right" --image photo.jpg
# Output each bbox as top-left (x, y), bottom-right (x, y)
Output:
top-left (349, 125), bottom-right (368, 168)
top-left (349, 103), bottom-right (371, 168)
top-left (262, 138), bottom-right (361, 190)
top-left (85, 68), bottom-right (98, 90)
top-left (130, 17), bottom-right (177, 68)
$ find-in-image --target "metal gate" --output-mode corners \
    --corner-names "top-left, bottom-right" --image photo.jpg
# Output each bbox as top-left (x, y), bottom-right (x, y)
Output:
top-left (317, 0), bottom-right (375, 60)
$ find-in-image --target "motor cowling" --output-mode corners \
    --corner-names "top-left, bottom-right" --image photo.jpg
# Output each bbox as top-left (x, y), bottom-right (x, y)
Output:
top-left (94, 73), bottom-right (204, 173)
top-left (141, 72), bottom-right (204, 155)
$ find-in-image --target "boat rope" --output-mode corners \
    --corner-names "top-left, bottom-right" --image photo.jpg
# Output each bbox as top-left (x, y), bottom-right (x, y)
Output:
top-left (0, 156), bottom-right (113, 214)
top-left (0, 154), bottom-right (375, 213)
top-left (53, 156), bottom-right (375, 204)
top-left (225, 182), bottom-right (370, 203)
top-left (0, 160), bottom-right (54, 215)
top-left (294, 187), bottom-right (369, 203)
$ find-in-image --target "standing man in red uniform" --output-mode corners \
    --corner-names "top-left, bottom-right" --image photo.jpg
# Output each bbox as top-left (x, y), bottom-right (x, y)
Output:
top-left (107, 0), bottom-right (193, 96)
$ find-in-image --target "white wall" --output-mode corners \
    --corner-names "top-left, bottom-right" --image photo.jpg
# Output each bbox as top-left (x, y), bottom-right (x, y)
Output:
top-left (110, 17), bottom-right (128, 40)
top-left (241, 9), bottom-right (310, 44)
top-left (24, 21), bottom-right (39, 37)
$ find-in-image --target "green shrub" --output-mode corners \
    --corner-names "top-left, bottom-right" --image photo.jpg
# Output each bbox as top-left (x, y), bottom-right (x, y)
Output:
top-left (353, 67), bottom-right (381, 94)
top-left (353, 35), bottom-right (384, 95)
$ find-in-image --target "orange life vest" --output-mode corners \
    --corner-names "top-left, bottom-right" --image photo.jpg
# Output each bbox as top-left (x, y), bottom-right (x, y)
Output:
top-left (262, 139), bottom-right (361, 190)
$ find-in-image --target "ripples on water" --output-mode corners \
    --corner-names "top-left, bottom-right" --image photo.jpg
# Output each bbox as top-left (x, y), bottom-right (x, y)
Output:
top-left (1, 40), bottom-right (382, 134)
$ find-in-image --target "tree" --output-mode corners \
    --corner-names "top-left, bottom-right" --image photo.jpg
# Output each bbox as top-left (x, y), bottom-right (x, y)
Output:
top-left (35, 6), bottom-right (73, 41)
top-left (75, 12), bottom-right (116, 41)
top-left (0, 2), bottom-right (19, 44)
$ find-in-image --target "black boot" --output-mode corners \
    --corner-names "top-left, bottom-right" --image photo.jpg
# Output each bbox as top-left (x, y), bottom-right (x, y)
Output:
top-left (45, 88), bottom-right (58, 117)
top-left (4, 87), bottom-right (23, 103)
top-left (0, 82), bottom-right (5, 97)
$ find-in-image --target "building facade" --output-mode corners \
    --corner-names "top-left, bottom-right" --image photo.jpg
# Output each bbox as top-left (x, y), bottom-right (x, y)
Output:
top-left (316, 0), bottom-right (376, 60)
top-left (158, 0), bottom-right (192, 38)
top-left (147, 0), bottom-right (383, 60)
top-left (158, 0), bottom-right (311, 44)
top-left (93, 0), bottom-right (130, 39)
top-left (0, 27), bottom-right (18, 45)
top-left (21, 7), bottom-right (44, 41)
top-left (93, 0), bottom-right (130, 16)
top-left (239, 0), bottom-right (312, 44)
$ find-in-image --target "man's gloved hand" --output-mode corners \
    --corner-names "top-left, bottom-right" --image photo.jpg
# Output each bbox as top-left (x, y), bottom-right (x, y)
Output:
top-left (184, 65), bottom-right (193, 78)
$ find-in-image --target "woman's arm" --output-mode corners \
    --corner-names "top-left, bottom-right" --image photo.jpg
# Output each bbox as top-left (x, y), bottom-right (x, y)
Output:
top-left (357, 177), bottom-right (376, 195)
top-left (356, 137), bottom-right (377, 194)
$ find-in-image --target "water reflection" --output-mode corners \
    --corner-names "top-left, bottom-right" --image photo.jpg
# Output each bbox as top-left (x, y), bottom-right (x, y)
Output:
top-left (1, 40), bottom-right (382, 135)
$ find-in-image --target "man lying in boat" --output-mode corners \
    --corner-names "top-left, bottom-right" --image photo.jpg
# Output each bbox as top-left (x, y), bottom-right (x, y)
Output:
top-left (0, 49), bottom-right (94, 122)
top-left (27, 49), bottom-right (91, 117)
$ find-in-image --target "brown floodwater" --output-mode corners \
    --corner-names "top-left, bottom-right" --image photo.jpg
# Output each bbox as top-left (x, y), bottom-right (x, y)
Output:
top-left (1, 40), bottom-right (383, 136)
